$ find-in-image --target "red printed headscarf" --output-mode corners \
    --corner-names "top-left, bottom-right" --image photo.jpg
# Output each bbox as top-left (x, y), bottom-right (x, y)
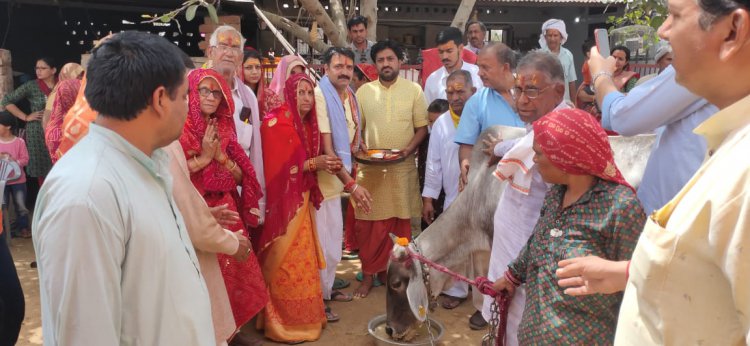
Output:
top-left (180, 68), bottom-right (263, 228)
top-left (46, 78), bottom-right (81, 163)
top-left (533, 108), bottom-right (633, 191)
top-left (256, 73), bottom-right (322, 254)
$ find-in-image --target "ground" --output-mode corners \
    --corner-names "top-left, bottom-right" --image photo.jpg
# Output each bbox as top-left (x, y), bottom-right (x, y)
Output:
top-left (10, 237), bottom-right (487, 345)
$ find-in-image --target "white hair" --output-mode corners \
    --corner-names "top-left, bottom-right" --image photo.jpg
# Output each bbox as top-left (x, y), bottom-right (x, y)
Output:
top-left (209, 25), bottom-right (247, 47)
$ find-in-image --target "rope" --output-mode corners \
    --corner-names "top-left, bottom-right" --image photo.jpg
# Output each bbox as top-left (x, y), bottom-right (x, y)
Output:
top-left (402, 246), bottom-right (512, 345)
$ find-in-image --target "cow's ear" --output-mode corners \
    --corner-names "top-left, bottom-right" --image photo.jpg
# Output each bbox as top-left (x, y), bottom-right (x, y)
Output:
top-left (406, 244), bottom-right (429, 322)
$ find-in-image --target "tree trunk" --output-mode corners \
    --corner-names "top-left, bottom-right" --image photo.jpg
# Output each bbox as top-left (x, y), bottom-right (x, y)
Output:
top-left (298, 0), bottom-right (347, 47)
top-left (451, 0), bottom-right (477, 32)
top-left (329, 0), bottom-right (347, 38)
top-left (361, 0), bottom-right (378, 42)
top-left (261, 10), bottom-right (331, 53)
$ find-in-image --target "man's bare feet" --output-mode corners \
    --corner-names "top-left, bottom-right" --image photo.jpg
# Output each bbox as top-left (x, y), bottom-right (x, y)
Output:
top-left (354, 274), bottom-right (374, 298)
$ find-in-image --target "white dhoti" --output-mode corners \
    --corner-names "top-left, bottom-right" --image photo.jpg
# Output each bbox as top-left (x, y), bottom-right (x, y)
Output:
top-left (316, 197), bottom-right (344, 300)
top-left (482, 170), bottom-right (547, 346)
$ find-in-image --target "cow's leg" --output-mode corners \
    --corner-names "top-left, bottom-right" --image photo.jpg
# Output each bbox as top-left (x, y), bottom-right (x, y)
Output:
top-left (471, 250), bottom-right (491, 311)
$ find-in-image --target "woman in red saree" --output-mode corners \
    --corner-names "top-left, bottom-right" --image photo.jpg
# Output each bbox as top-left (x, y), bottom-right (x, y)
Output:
top-left (180, 68), bottom-right (269, 337)
top-left (255, 73), bottom-right (341, 343)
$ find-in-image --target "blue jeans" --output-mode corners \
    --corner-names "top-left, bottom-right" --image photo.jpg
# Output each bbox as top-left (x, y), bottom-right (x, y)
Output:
top-left (4, 184), bottom-right (28, 232)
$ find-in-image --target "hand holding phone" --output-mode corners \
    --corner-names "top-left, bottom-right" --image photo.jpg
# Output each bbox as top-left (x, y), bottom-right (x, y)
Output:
top-left (594, 29), bottom-right (611, 58)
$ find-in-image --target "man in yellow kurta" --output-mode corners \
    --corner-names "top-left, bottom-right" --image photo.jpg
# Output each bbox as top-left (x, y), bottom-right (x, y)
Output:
top-left (353, 40), bottom-right (428, 298)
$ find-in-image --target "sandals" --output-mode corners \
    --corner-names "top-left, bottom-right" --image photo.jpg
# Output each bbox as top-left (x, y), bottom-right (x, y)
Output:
top-left (327, 290), bottom-right (353, 302)
top-left (333, 277), bottom-right (350, 290)
top-left (440, 294), bottom-right (467, 309)
top-left (325, 306), bottom-right (340, 322)
top-left (355, 272), bottom-right (383, 287)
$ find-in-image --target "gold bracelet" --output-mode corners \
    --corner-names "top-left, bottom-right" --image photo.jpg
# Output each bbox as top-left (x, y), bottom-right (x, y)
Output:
top-left (192, 156), bottom-right (200, 167)
top-left (227, 160), bottom-right (237, 171)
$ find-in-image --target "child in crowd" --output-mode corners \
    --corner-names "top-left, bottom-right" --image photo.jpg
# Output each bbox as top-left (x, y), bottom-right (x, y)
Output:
top-left (0, 111), bottom-right (30, 238)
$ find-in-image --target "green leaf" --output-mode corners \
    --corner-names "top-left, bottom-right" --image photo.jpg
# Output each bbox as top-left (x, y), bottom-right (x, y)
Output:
top-left (206, 3), bottom-right (219, 23)
top-left (186, 4), bottom-right (199, 21)
top-left (159, 15), bottom-right (172, 23)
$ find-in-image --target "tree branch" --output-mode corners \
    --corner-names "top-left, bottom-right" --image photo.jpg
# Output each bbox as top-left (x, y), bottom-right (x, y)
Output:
top-left (298, 0), bottom-right (347, 47)
top-left (451, 0), bottom-right (477, 32)
top-left (261, 10), bottom-right (331, 53)
top-left (361, 0), bottom-right (378, 42)
top-left (329, 0), bottom-right (347, 38)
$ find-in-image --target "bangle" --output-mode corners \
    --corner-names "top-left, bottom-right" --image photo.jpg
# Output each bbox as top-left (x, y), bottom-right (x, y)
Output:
top-left (226, 160), bottom-right (237, 171)
top-left (351, 184), bottom-right (359, 193)
top-left (308, 158), bottom-right (317, 171)
top-left (592, 71), bottom-right (613, 86)
top-left (504, 270), bottom-right (522, 287)
top-left (343, 180), bottom-right (356, 193)
top-left (192, 156), bottom-right (200, 167)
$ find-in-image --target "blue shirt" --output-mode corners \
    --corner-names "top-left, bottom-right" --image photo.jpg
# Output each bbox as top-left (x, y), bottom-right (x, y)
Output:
top-left (601, 65), bottom-right (718, 214)
top-left (454, 87), bottom-right (523, 145)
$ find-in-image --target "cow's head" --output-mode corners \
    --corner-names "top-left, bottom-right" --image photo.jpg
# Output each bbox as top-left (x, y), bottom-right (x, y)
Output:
top-left (385, 240), bottom-right (429, 341)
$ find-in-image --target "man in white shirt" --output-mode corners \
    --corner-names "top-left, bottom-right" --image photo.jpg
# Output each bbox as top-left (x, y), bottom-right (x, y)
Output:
top-left (539, 19), bottom-right (577, 102)
top-left (422, 70), bottom-right (477, 310)
top-left (424, 27), bottom-right (483, 105)
top-left (32, 31), bottom-right (214, 346)
top-left (207, 25), bottom-right (266, 225)
top-left (465, 21), bottom-right (487, 54)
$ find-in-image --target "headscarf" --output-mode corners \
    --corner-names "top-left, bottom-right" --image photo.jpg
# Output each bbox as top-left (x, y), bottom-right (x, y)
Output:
top-left (356, 63), bottom-right (379, 82)
top-left (532, 108), bottom-right (633, 191)
top-left (538, 19), bottom-right (568, 50)
top-left (59, 63), bottom-right (84, 81)
top-left (46, 78), bottom-right (81, 163)
top-left (256, 73), bottom-right (322, 254)
top-left (268, 55), bottom-right (306, 95)
top-left (179, 68), bottom-right (263, 228)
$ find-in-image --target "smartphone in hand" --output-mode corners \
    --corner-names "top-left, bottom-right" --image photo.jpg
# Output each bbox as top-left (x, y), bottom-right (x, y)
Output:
top-left (594, 28), bottom-right (611, 58)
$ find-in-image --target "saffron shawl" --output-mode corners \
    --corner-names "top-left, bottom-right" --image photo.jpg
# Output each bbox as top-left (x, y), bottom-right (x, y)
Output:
top-left (533, 108), bottom-right (633, 191)
top-left (46, 78), bottom-right (81, 164)
top-left (256, 73), bottom-right (323, 254)
top-left (179, 68), bottom-right (263, 228)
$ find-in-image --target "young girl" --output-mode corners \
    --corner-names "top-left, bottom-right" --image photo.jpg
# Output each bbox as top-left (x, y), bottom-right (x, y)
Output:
top-left (0, 111), bottom-right (30, 238)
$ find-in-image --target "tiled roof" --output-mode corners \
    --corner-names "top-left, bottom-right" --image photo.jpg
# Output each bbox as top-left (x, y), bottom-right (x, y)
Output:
top-left (479, 0), bottom-right (623, 4)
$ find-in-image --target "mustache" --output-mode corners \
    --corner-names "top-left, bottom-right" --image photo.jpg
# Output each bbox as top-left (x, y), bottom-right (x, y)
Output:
top-left (337, 75), bottom-right (351, 80)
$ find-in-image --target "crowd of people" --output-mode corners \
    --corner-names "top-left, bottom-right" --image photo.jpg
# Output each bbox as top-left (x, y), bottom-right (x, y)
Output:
top-left (1, 0), bottom-right (749, 343)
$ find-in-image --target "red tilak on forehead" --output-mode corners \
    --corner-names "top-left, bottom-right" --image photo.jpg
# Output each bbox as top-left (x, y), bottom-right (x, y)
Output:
top-left (446, 82), bottom-right (465, 92)
top-left (517, 74), bottom-right (540, 87)
top-left (217, 32), bottom-right (240, 46)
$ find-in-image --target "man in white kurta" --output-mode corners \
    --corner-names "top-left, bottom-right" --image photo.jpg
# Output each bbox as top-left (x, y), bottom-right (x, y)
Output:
top-left (32, 31), bottom-right (214, 346)
top-left (422, 70), bottom-right (476, 307)
top-left (479, 51), bottom-right (568, 340)
top-left (208, 25), bottom-right (267, 224)
top-left (424, 27), bottom-right (483, 105)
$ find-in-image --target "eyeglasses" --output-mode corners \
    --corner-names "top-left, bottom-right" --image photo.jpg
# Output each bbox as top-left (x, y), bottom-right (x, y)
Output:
top-left (197, 87), bottom-right (223, 100)
top-left (213, 43), bottom-right (242, 54)
top-left (512, 85), bottom-right (552, 100)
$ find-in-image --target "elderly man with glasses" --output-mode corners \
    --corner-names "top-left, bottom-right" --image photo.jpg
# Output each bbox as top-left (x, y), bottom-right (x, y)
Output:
top-left (479, 51), bottom-right (570, 341)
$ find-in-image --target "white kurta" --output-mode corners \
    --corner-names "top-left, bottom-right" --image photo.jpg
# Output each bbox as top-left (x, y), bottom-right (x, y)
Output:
top-left (232, 77), bottom-right (267, 224)
top-left (32, 124), bottom-right (215, 346)
top-left (422, 111), bottom-right (460, 209)
top-left (481, 131), bottom-right (549, 346)
top-left (423, 62), bottom-right (484, 105)
top-left (422, 111), bottom-right (468, 297)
